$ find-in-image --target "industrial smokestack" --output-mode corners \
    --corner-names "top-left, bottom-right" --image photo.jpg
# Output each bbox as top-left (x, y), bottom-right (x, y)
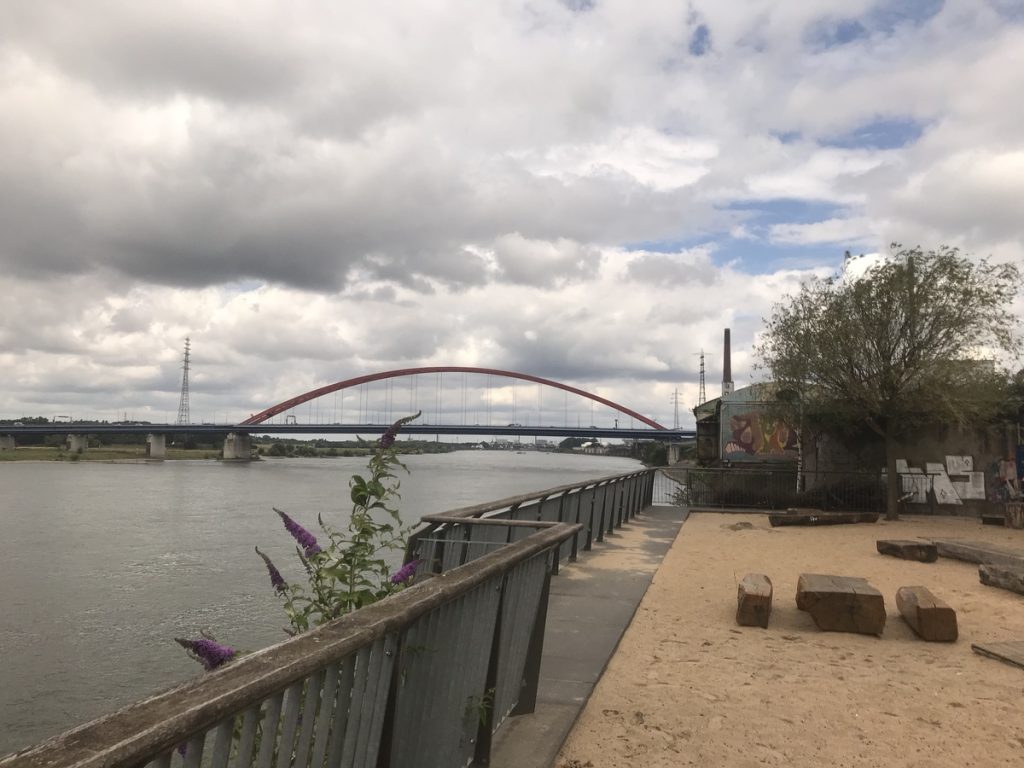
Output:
top-left (722, 328), bottom-right (734, 396)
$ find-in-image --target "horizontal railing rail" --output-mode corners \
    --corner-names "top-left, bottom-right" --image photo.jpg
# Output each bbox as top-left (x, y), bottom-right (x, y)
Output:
top-left (406, 469), bottom-right (655, 570)
top-left (3, 469), bottom-right (659, 768)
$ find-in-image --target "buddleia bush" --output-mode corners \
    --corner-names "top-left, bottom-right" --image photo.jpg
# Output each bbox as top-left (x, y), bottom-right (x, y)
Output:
top-left (176, 412), bottom-right (422, 669)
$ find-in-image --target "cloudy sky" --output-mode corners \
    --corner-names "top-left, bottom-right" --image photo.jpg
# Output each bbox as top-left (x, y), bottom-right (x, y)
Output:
top-left (2, 0), bottom-right (1022, 429)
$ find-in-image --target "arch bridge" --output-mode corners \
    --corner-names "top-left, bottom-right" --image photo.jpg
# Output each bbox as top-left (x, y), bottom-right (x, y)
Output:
top-left (242, 366), bottom-right (669, 431)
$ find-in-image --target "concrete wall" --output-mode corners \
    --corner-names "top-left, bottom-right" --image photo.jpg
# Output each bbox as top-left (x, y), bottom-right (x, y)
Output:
top-left (805, 423), bottom-right (1021, 515)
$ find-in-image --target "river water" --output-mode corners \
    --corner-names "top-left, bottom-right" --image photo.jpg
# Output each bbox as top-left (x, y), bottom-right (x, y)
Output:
top-left (0, 451), bottom-right (641, 755)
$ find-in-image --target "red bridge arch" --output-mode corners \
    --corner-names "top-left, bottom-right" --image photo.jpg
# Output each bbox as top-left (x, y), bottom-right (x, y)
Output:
top-left (241, 366), bottom-right (667, 430)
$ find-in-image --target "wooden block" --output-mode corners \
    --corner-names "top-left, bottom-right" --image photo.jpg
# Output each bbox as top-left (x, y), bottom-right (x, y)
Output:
top-left (876, 539), bottom-right (938, 563)
top-left (736, 573), bottom-right (773, 628)
top-left (769, 511), bottom-right (879, 527)
top-left (932, 540), bottom-right (1024, 569)
top-left (979, 564), bottom-right (1024, 596)
top-left (1007, 503), bottom-right (1024, 530)
top-left (972, 640), bottom-right (1024, 670)
top-left (796, 573), bottom-right (886, 635)
top-left (895, 586), bottom-right (958, 642)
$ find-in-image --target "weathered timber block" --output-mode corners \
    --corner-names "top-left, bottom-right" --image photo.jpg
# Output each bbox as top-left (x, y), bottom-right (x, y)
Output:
top-left (979, 564), bottom-right (1024, 596)
top-left (876, 539), bottom-right (938, 563)
top-left (1007, 503), bottom-right (1024, 530)
top-left (769, 511), bottom-right (879, 527)
top-left (796, 573), bottom-right (886, 635)
top-left (736, 573), bottom-right (773, 628)
top-left (972, 641), bottom-right (1024, 670)
top-left (895, 586), bottom-right (958, 642)
top-left (932, 540), bottom-right (1024, 570)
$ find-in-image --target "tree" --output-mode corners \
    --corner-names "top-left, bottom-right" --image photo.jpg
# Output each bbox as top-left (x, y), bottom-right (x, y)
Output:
top-left (757, 244), bottom-right (1020, 519)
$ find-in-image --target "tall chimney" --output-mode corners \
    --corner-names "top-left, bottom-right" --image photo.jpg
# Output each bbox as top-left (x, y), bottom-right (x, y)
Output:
top-left (722, 327), bottom-right (734, 396)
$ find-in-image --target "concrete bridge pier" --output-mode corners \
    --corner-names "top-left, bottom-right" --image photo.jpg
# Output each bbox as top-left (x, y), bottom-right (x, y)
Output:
top-left (146, 434), bottom-right (166, 459)
top-left (222, 433), bottom-right (253, 461)
top-left (667, 443), bottom-right (684, 464)
top-left (67, 434), bottom-right (88, 454)
top-left (0, 435), bottom-right (14, 451)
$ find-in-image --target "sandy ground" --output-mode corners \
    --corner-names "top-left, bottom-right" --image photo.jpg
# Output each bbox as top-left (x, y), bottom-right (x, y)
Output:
top-left (556, 513), bottom-right (1024, 768)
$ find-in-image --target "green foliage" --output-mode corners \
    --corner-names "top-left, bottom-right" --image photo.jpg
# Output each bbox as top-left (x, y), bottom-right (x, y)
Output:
top-left (757, 244), bottom-right (1021, 517)
top-left (638, 441), bottom-right (667, 466)
top-left (275, 415), bottom-right (421, 634)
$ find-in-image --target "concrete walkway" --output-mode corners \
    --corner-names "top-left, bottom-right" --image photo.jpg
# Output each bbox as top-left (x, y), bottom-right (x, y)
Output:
top-left (489, 504), bottom-right (689, 768)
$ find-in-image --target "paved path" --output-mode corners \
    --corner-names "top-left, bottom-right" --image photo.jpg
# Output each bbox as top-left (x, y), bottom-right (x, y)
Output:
top-left (489, 504), bottom-right (688, 768)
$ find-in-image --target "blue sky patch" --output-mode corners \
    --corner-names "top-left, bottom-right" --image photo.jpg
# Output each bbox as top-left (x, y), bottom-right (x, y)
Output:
top-left (868, 0), bottom-right (945, 34)
top-left (810, 18), bottom-right (869, 49)
top-left (624, 199), bottom-right (854, 274)
top-left (727, 198), bottom-right (846, 225)
top-left (711, 237), bottom-right (845, 274)
top-left (690, 24), bottom-right (711, 56)
top-left (821, 116), bottom-right (925, 149)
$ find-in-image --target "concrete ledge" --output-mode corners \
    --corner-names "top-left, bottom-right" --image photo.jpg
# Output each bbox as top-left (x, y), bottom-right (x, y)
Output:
top-left (489, 505), bottom-right (688, 768)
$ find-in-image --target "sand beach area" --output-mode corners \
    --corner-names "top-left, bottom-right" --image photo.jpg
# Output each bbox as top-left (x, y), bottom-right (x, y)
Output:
top-left (556, 512), bottom-right (1024, 768)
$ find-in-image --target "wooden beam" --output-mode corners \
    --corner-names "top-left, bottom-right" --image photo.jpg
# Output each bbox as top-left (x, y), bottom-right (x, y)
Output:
top-left (736, 573), bottom-right (773, 628)
top-left (972, 641), bottom-right (1024, 670)
top-left (932, 540), bottom-right (1024, 569)
top-left (796, 573), bottom-right (886, 635)
top-left (769, 511), bottom-right (879, 527)
top-left (876, 540), bottom-right (938, 563)
top-left (895, 586), bottom-right (958, 642)
top-left (979, 564), bottom-right (1024, 597)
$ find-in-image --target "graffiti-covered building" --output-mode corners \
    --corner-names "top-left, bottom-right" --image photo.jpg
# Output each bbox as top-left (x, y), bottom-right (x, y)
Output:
top-left (694, 383), bottom-right (798, 465)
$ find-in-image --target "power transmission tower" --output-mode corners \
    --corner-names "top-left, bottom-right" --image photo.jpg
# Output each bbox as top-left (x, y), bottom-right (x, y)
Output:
top-left (176, 338), bottom-right (191, 425)
top-left (694, 349), bottom-right (706, 405)
top-left (670, 388), bottom-right (683, 429)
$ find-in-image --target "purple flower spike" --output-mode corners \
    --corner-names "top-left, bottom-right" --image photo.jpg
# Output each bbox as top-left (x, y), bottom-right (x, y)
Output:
top-left (379, 411), bottom-right (421, 449)
top-left (274, 508), bottom-right (322, 556)
top-left (390, 559), bottom-right (421, 585)
top-left (255, 546), bottom-right (287, 593)
top-left (175, 638), bottom-right (237, 671)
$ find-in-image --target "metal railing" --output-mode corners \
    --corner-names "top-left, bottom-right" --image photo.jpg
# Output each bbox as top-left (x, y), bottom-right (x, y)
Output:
top-left (406, 468), bottom-right (655, 571)
top-left (2, 469), bottom-right (657, 768)
top-left (655, 467), bottom-right (888, 512)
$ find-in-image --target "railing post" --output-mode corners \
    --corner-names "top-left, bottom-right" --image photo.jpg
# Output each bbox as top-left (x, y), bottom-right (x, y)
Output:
top-left (473, 575), bottom-right (507, 766)
top-left (511, 553), bottom-right (552, 717)
top-left (583, 487), bottom-right (595, 551)
top-left (563, 490), bottom-right (581, 562)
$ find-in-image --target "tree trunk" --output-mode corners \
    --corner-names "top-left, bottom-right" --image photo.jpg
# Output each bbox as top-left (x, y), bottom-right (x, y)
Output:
top-left (885, 431), bottom-right (900, 521)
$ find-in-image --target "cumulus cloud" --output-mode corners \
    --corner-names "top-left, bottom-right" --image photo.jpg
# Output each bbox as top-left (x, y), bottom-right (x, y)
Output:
top-left (1, 0), bottom-right (1022, 426)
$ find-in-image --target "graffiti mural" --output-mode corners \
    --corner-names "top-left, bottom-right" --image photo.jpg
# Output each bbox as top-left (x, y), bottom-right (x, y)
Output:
top-left (722, 409), bottom-right (798, 460)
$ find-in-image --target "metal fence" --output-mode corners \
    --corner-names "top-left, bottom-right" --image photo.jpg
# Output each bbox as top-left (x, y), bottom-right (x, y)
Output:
top-left (3, 469), bottom-right (657, 768)
top-left (654, 467), bottom-right (890, 512)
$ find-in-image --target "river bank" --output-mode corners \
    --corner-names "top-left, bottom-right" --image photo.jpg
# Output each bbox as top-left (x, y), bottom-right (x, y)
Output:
top-left (557, 512), bottom-right (1024, 767)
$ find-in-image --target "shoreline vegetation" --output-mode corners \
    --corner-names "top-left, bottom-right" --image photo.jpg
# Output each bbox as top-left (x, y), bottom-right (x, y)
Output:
top-left (0, 440), bottom-right (457, 462)
top-left (0, 438), bottom-right (654, 462)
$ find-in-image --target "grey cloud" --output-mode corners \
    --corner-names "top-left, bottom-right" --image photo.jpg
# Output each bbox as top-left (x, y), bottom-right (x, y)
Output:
top-left (626, 250), bottom-right (721, 286)
top-left (2, 3), bottom-right (304, 103)
top-left (491, 235), bottom-right (602, 287)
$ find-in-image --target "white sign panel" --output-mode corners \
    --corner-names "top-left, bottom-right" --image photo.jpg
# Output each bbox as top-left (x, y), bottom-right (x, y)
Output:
top-left (946, 455), bottom-right (973, 474)
top-left (952, 472), bottom-right (986, 500)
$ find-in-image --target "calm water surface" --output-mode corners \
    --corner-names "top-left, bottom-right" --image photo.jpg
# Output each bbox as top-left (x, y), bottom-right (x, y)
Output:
top-left (0, 451), bottom-right (641, 754)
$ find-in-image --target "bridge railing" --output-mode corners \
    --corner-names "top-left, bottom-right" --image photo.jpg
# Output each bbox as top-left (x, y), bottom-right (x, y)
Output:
top-left (2, 469), bottom-right (659, 768)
